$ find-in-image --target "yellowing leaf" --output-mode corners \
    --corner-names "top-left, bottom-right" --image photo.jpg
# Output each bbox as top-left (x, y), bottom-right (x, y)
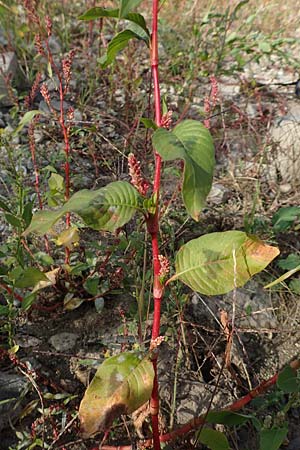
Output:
top-left (32, 268), bottom-right (59, 293)
top-left (79, 352), bottom-right (154, 438)
top-left (63, 293), bottom-right (84, 311)
top-left (169, 231), bottom-right (279, 295)
top-left (56, 226), bottom-right (80, 249)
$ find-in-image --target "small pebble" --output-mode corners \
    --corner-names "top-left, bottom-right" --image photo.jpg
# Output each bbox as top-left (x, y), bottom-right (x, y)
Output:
top-left (279, 183), bottom-right (292, 193)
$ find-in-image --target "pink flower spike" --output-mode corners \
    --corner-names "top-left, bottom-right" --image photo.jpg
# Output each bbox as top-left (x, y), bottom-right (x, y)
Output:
top-left (128, 153), bottom-right (149, 196)
top-left (161, 110), bottom-right (173, 129)
top-left (158, 254), bottom-right (170, 277)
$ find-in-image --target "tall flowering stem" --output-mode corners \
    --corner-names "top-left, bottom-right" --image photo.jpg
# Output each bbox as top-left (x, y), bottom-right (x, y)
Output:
top-left (147, 1), bottom-right (163, 449)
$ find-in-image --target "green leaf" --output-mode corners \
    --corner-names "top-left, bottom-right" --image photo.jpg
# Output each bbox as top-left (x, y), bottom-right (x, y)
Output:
top-left (24, 181), bottom-right (141, 235)
top-left (169, 231), bottom-right (279, 295)
top-left (206, 410), bottom-right (251, 426)
top-left (289, 278), bottom-right (300, 294)
top-left (272, 206), bottom-right (300, 232)
top-left (14, 267), bottom-right (48, 288)
top-left (0, 198), bottom-right (10, 212)
top-left (258, 41), bottom-right (272, 53)
top-left (140, 117), bottom-right (158, 130)
top-left (14, 110), bottom-right (43, 134)
top-left (22, 202), bottom-right (33, 228)
top-left (197, 428), bottom-right (230, 450)
top-left (48, 173), bottom-right (64, 192)
top-left (84, 276), bottom-right (100, 296)
top-left (119, 0), bottom-right (143, 18)
top-left (0, 305), bottom-right (9, 315)
top-left (4, 213), bottom-right (22, 229)
top-left (226, 31), bottom-right (238, 44)
top-left (125, 13), bottom-right (149, 35)
top-left (79, 351), bottom-right (154, 437)
top-left (152, 120), bottom-right (215, 220)
top-left (78, 7), bottom-right (149, 35)
top-left (79, 7), bottom-right (119, 20)
top-left (259, 427), bottom-right (288, 450)
top-left (277, 366), bottom-right (300, 393)
top-left (99, 29), bottom-right (149, 68)
top-left (277, 254), bottom-right (300, 270)
top-left (21, 293), bottom-right (37, 310)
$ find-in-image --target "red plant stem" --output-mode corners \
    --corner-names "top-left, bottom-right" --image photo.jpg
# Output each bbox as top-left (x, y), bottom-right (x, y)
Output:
top-left (0, 283), bottom-right (23, 302)
top-left (28, 123), bottom-right (50, 253)
top-left (44, 39), bottom-right (71, 263)
top-left (148, 1), bottom-right (163, 450)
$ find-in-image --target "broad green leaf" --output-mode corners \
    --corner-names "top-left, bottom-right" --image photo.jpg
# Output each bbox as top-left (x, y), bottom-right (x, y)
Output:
top-left (289, 278), bottom-right (300, 294)
top-left (272, 206), bottom-right (300, 232)
top-left (119, 0), bottom-right (143, 18)
top-left (99, 29), bottom-right (149, 68)
top-left (206, 410), bottom-right (251, 426)
top-left (78, 8), bottom-right (149, 35)
top-left (4, 213), bottom-right (22, 229)
top-left (79, 7), bottom-right (120, 20)
top-left (84, 276), bottom-right (100, 296)
top-left (125, 13), bottom-right (149, 35)
top-left (197, 428), bottom-right (230, 450)
top-left (14, 110), bottom-right (43, 134)
top-left (79, 351), bottom-right (154, 437)
top-left (264, 264), bottom-right (300, 289)
top-left (152, 120), bottom-right (215, 221)
top-left (24, 181), bottom-right (141, 235)
top-left (169, 231), bottom-right (279, 295)
top-left (277, 254), bottom-right (300, 270)
top-left (48, 173), bottom-right (64, 192)
top-left (277, 366), bottom-right (300, 393)
top-left (14, 267), bottom-right (48, 288)
top-left (259, 427), bottom-right (288, 450)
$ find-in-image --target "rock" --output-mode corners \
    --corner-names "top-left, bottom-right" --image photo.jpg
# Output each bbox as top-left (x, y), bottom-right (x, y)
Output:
top-left (207, 183), bottom-right (230, 205)
top-left (191, 280), bottom-right (278, 335)
top-left (287, 437), bottom-right (300, 450)
top-left (218, 76), bottom-right (240, 98)
top-left (39, 99), bottom-right (70, 114)
top-left (176, 383), bottom-right (224, 424)
top-left (279, 183), bottom-right (292, 193)
top-left (0, 52), bottom-right (18, 106)
top-left (33, 129), bottom-right (44, 144)
top-left (270, 120), bottom-right (300, 182)
top-left (269, 106), bottom-right (300, 183)
top-left (15, 334), bottom-right (42, 348)
top-left (246, 103), bottom-right (257, 118)
top-left (0, 372), bottom-right (28, 431)
top-left (49, 332), bottom-right (79, 352)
